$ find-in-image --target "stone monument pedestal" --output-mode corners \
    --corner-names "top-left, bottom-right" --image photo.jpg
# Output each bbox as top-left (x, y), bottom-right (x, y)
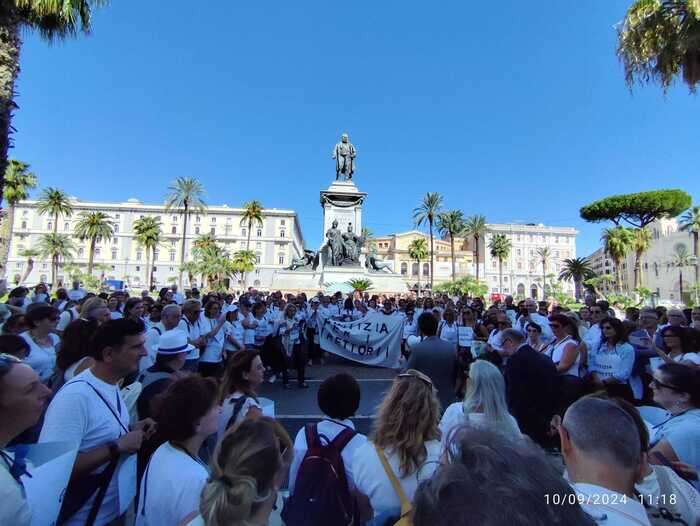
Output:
top-left (320, 180), bottom-right (367, 236)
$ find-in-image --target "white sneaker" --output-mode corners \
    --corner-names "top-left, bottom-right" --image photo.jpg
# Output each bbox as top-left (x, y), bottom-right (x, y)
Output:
top-left (268, 374), bottom-right (277, 384)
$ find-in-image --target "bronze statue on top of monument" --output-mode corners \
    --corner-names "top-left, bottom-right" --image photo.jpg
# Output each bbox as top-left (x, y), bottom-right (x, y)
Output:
top-left (332, 133), bottom-right (357, 181)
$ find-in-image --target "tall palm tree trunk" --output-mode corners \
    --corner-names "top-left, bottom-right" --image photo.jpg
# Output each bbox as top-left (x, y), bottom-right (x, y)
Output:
top-left (0, 202), bottom-right (16, 273)
top-left (450, 235), bottom-right (456, 282)
top-left (693, 231), bottom-right (700, 286)
top-left (178, 204), bottom-right (189, 289)
top-left (498, 260), bottom-right (503, 294)
top-left (53, 213), bottom-right (59, 234)
top-left (151, 247), bottom-right (157, 290)
top-left (615, 261), bottom-right (622, 293)
top-left (679, 269), bottom-right (684, 302)
top-left (144, 250), bottom-right (151, 291)
top-left (0, 7), bottom-right (21, 202)
top-left (634, 252), bottom-right (644, 289)
top-left (52, 255), bottom-right (58, 290)
top-left (542, 263), bottom-right (546, 299)
top-left (20, 254), bottom-right (33, 284)
top-left (474, 235), bottom-right (480, 280)
top-left (429, 222), bottom-right (434, 293)
top-left (416, 259), bottom-right (421, 296)
top-left (574, 278), bottom-right (581, 301)
top-left (88, 238), bottom-right (96, 276)
top-left (244, 219), bottom-right (253, 288)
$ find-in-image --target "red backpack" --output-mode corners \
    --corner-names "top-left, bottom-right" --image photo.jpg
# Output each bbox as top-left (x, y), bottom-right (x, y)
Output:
top-left (282, 423), bottom-right (359, 526)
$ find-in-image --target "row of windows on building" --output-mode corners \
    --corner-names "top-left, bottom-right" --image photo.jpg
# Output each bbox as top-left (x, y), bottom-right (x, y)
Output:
top-left (487, 233), bottom-right (573, 245)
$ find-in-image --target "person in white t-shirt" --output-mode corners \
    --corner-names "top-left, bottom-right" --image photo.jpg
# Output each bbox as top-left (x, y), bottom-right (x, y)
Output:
top-left (107, 296), bottom-right (123, 320)
top-left (170, 284), bottom-right (184, 305)
top-left (20, 305), bottom-right (61, 384)
top-left (288, 374), bottom-right (367, 496)
top-left (56, 300), bottom-right (80, 333)
top-left (178, 300), bottom-right (205, 372)
top-left (142, 304), bottom-right (182, 372)
top-left (198, 300), bottom-right (227, 378)
top-left (67, 280), bottom-right (88, 302)
top-left (559, 397), bottom-right (651, 525)
top-left (39, 319), bottom-right (157, 526)
top-left (440, 360), bottom-right (521, 446)
top-left (437, 309), bottom-right (459, 349)
top-left (217, 350), bottom-right (265, 441)
top-left (0, 354), bottom-right (51, 526)
top-left (352, 370), bottom-right (442, 520)
top-left (136, 376), bottom-right (220, 526)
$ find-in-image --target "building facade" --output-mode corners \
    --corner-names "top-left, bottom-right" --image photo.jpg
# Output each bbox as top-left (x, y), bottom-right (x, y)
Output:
top-left (7, 197), bottom-right (305, 290)
top-left (372, 230), bottom-right (474, 289)
top-left (482, 223), bottom-right (578, 299)
top-left (587, 218), bottom-right (698, 305)
top-left (372, 222), bottom-right (578, 299)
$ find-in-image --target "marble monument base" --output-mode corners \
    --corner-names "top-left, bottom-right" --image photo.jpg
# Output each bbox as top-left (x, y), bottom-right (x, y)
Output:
top-left (271, 265), bottom-right (409, 294)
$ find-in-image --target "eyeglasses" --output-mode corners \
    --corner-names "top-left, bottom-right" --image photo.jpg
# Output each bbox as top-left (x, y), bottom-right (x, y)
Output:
top-left (550, 323), bottom-right (561, 329)
top-left (527, 328), bottom-right (538, 333)
top-left (591, 310), bottom-right (602, 314)
top-left (601, 325), bottom-right (615, 331)
top-left (650, 378), bottom-right (681, 392)
top-left (662, 333), bottom-right (680, 338)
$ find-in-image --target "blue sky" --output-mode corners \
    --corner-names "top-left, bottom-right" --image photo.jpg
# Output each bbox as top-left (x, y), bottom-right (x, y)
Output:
top-left (13, 0), bottom-right (699, 255)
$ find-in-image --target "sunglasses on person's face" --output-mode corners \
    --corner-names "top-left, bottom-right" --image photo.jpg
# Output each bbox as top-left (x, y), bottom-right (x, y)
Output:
top-left (497, 321), bottom-right (509, 327)
top-left (662, 334), bottom-right (680, 338)
top-left (591, 310), bottom-right (602, 314)
top-left (527, 328), bottom-right (538, 333)
top-left (550, 323), bottom-right (561, 329)
top-left (602, 325), bottom-right (614, 331)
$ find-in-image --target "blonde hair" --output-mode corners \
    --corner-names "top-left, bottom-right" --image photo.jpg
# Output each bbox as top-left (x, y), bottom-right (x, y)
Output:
top-left (372, 369), bottom-right (440, 477)
top-left (463, 360), bottom-right (512, 428)
top-left (199, 417), bottom-right (292, 526)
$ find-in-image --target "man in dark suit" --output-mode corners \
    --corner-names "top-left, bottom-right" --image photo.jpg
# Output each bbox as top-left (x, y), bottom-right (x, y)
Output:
top-left (405, 312), bottom-right (458, 410)
top-left (499, 328), bottom-right (559, 447)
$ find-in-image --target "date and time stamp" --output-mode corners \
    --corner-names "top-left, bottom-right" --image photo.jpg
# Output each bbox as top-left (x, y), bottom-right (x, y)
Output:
top-left (544, 493), bottom-right (679, 507)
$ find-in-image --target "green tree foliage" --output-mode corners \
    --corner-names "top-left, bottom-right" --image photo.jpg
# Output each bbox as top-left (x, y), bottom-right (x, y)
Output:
top-left (73, 211), bottom-right (114, 276)
top-left (580, 189), bottom-right (691, 228)
top-left (413, 192), bottom-right (443, 291)
top-left (601, 227), bottom-right (635, 292)
top-left (346, 278), bottom-right (373, 293)
top-left (433, 276), bottom-right (488, 298)
top-left (463, 214), bottom-right (487, 281)
top-left (0, 159), bottom-right (37, 272)
top-left (437, 210), bottom-right (465, 283)
top-left (164, 177), bottom-right (206, 289)
top-left (559, 257), bottom-right (597, 300)
top-left (617, 0), bottom-right (700, 92)
top-left (37, 187), bottom-right (73, 234)
top-left (240, 200), bottom-right (264, 250)
top-left (488, 233), bottom-right (511, 295)
top-left (407, 237), bottom-right (428, 295)
top-left (0, 1), bottom-right (107, 203)
top-left (133, 216), bottom-right (162, 291)
top-left (37, 233), bottom-right (76, 289)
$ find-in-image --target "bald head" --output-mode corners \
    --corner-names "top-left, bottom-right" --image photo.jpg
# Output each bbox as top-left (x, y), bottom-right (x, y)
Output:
top-left (562, 397), bottom-right (640, 470)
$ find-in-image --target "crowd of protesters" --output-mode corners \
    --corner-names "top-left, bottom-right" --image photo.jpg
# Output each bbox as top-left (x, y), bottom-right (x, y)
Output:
top-left (1, 278), bottom-right (699, 525)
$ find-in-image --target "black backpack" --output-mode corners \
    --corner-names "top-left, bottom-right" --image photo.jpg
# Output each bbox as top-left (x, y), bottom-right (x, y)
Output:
top-left (282, 423), bottom-right (358, 526)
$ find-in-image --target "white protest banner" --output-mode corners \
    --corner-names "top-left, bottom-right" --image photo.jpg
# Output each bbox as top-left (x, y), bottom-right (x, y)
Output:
top-left (21, 441), bottom-right (78, 526)
top-left (317, 310), bottom-right (402, 368)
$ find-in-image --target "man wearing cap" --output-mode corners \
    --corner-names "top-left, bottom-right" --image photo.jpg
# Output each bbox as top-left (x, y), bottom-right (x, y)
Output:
top-left (142, 305), bottom-right (182, 371)
top-left (178, 300), bottom-right (205, 372)
top-left (136, 330), bottom-right (192, 420)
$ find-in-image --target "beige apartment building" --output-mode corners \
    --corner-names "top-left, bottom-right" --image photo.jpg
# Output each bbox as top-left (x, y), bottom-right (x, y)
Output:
top-left (7, 197), bottom-right (305, 290)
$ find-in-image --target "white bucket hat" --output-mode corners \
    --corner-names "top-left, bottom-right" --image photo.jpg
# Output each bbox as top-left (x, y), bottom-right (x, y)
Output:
top-left (156, 330), bottom-right (195, 355)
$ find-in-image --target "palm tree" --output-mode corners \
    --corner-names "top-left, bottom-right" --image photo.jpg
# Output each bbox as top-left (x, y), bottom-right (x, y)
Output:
top-left (193, 232), bottom-right (217, 251)
top-left (559, 257), bottom-right (596, 301)
top-left (0, 1), bottom-right (106, 202)
top-left (240, 200), bottom-right (264, 250)
top-left (164, 177), bottom-right (206, 289)
top-left (180, 261), bottom-right (198, 289)
top-left (346, 278), bottom-right (373, 293)
top-left (601, 226), bottom-right (635, 292)
top-left (632, 227), bottom-right (652, 289)
top-left (37, 187), bottom-right (73, 234)
top-left (413, 192), bottom-right (443, 292)
top-left (437, 210), bottom-right (465, 283)
top-left (408, 237), bottom-right (428, 296)
top-left (0, 160), bottom-right (37, 272)
top-left (535, 247), bottom-right (553, 298)
top-left (37, 233), bottom-right (76, 289)
top-left (73, 211), bottom-right (114, 276)
top-left (668, 244), bottom-right (693, 304)
top-left (617, 0), bottom-right (700, 92)
top-left (464, 214), bottom-right (487, 281)
top-left (231, 250), bottom-right (257, 285)
top-left (18, 248), bottom-right (38, 284)
top-left (679, 206), bottom-right (700, 287)
top-left (133, 216), bottom-right (162, 291)
top-left (488, 233), bottom-right (511, 295)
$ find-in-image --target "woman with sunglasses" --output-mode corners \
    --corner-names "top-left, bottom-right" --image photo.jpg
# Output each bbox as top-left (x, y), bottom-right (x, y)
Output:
top-left (351, 369), bottom-right (441, 522)
top-left (648, 363), bottom-right (700, 490)
top-left (0, 353), bottom-right (52, 526)
top-left (587, 318), bottom-right (635, 401)
top-left (20, 305), bottom-right (61, 385)
top-left (651, 325), bottom-right (700, 372)
top-left (544, 314), bottom-right (581, 377)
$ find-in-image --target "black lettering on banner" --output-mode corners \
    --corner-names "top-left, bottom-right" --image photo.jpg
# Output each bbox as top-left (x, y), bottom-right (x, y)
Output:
top-left (358, 345), bottom-right (366, 355)
top-left (363, 322), bottom-right (372, 331)
top-left (379, 323), bottom-right (388, 335)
